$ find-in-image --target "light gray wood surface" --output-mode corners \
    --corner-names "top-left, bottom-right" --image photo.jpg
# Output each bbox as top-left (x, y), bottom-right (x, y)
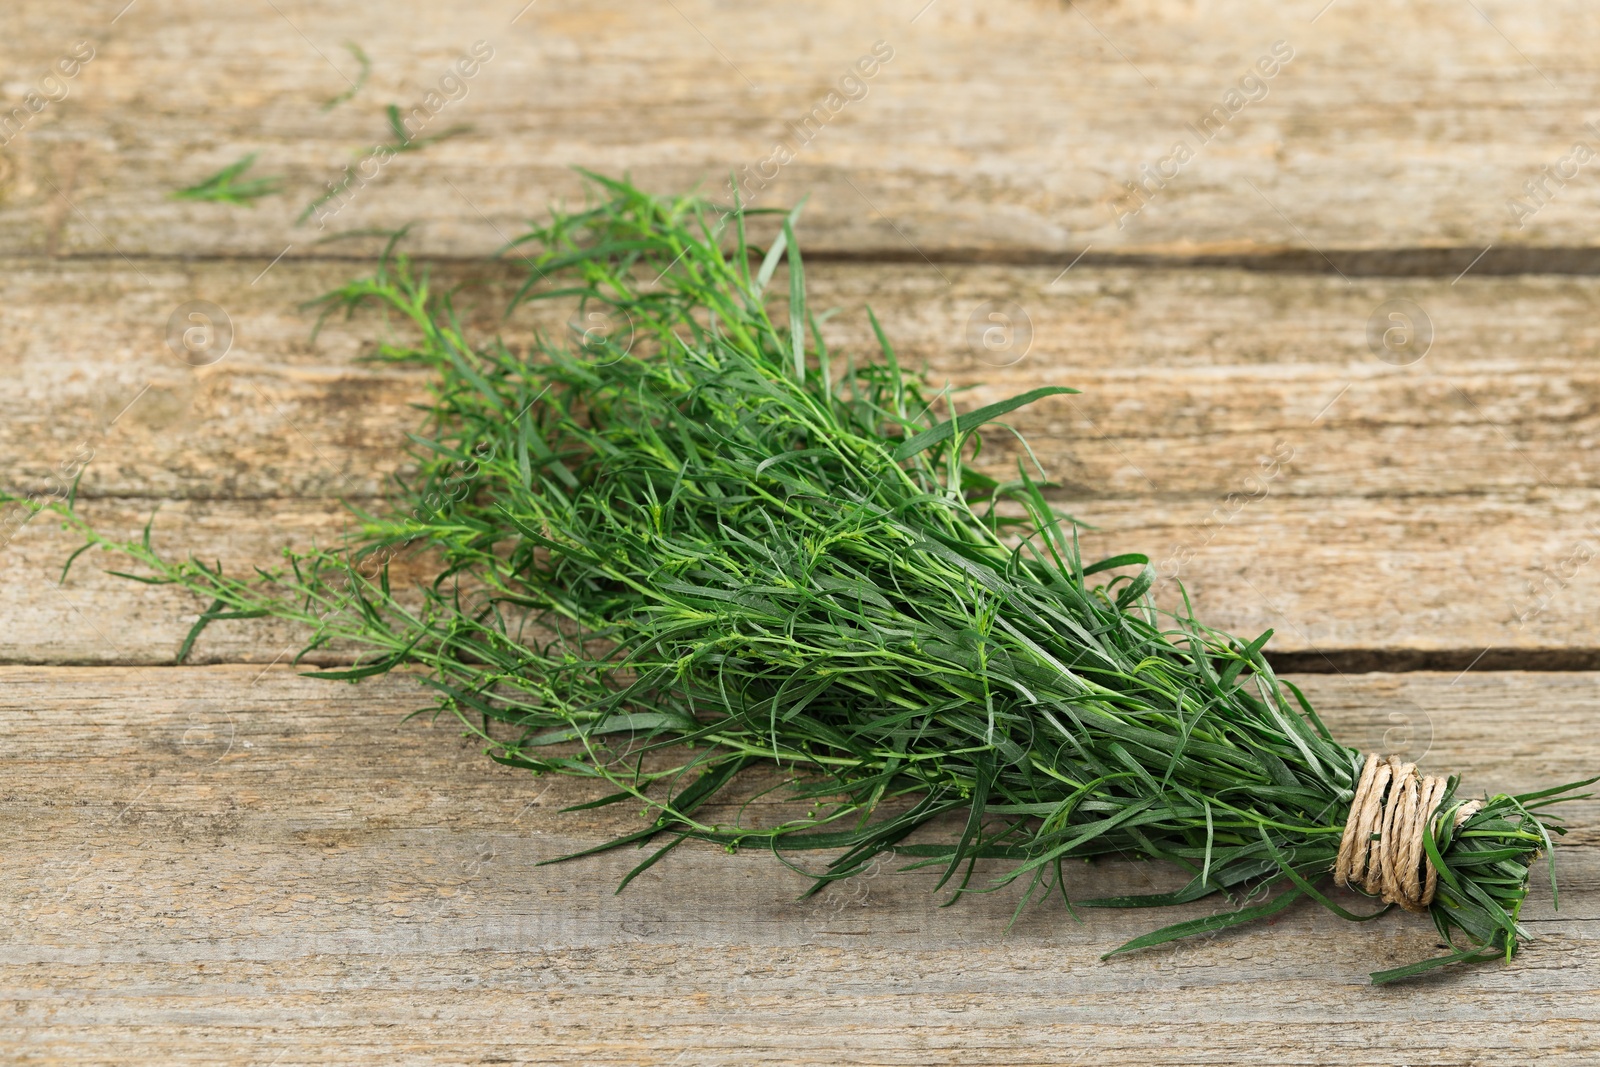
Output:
top-left (8, 259), bottom-right (1600, 503)
top-left (3, 1), bottom-right (1599, 1064)
top-left (3, 667), bottom-right (1598, 1066)
top-left (2, 0), bottom-right (1599, 261)
top-left (6, 259), bottom-right (1600, 662)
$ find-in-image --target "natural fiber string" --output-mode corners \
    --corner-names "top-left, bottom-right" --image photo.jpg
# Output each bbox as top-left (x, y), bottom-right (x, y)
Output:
top-left (1334, 753), bottom-right (1482, 913)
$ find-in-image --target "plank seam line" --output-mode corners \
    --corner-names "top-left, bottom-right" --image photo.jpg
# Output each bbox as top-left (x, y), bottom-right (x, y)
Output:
top-left (26, 248), bottom-right (1600, 278)
top-left (10, 651), bottom-right (1600, 674)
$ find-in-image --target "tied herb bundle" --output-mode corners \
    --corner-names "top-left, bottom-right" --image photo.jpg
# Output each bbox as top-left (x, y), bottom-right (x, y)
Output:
top-left (64, 176), bottom-right (1590, 983)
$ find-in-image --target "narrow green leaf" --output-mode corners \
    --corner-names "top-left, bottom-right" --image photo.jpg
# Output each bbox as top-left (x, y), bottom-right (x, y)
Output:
top-left (891, 387), bottom-right (1079, 462)
top-left (1102, 887), bottom-right (1303, 958)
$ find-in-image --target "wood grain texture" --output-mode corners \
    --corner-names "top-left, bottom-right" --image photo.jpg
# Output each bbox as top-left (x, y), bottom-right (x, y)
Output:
top-left (5, 259), bottom-right (1600, 662)
top-left (9, 489), bottom-right (1600, 666)
top-left (2, 666), bottom-right (1597, 1066)
top-left (6, 258), bottom-right (1600, 502)
top-left (2, 0), bottom-right (1600, 261)
top-left (5, 0), bottom-right (1600, 1060)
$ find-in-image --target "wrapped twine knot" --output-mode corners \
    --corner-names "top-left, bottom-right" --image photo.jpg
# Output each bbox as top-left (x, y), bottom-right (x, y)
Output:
top-left (1334, 753), bottom-right (1482, 913)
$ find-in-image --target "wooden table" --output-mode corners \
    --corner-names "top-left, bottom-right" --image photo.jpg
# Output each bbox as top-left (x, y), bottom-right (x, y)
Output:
top-left (4, 2), bottom-right (1598, 1063)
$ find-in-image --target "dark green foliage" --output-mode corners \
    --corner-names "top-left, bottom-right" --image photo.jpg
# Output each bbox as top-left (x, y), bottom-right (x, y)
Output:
top-left (68, 175), bottom-right (1591, 982)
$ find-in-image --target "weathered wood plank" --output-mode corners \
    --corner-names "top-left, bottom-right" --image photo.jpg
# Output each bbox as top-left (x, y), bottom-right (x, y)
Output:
top-left (2, 666), bottom-right (1596, 1065)
top-left (5, 259), bottom-right (1600, 662)
top-left (10, 490), bottom-right (1600, 665)
top-left (3, 0), bottom-right (1599, 261)
top-left (5, 258), bottom-right (1599, 502)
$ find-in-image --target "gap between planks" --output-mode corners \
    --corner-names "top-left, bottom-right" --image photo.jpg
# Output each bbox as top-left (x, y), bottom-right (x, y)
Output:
top-left (27, 247), bottom-right (1600, 277)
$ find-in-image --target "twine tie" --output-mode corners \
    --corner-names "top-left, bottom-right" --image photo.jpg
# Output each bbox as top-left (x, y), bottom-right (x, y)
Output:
top-left (1333, 753), bottom-right (1480, 913)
